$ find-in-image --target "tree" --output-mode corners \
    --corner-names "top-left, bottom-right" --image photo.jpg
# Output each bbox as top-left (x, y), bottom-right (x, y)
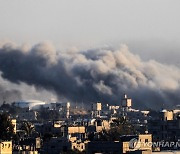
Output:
top-left (0, 113), bottom-right (15, 140)
top-left (108, 117), bottom-right (137, 140)
top-left (20, 122), bottom-right (35, 137)
top-left (88, 117), bottom-right (137, 141)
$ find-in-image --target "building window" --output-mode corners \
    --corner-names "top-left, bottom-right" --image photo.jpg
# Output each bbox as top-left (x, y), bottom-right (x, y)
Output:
top-left (145, 139), bottom-right (148, 143)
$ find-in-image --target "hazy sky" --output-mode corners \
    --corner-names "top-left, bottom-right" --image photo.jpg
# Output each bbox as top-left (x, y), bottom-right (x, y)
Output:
top-left (0, 0), bottom-right (180, 49)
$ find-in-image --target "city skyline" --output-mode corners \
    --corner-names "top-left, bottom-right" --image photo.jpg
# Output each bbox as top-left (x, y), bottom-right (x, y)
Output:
top-left (0, 1), bottom-right (180, 109)
top-left (1, 1), bottom-right (180, 153)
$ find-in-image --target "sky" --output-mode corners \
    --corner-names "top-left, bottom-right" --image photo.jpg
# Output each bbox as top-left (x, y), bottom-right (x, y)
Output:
top-left (0, 0), bottom-right (180, 107)
top-left (0, 0), bottom-right (180, 50)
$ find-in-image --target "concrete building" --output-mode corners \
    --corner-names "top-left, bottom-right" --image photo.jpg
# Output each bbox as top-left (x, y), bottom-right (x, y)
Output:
top-left (161, 110), bottom-right (173, 121)
top-left (18, 110), bottom-right (38, 121)
top-left (148, 118), bottom-right (180, 142)
top-left (148, 111), bottom-right (180, 147)
top-left (11, 119), bottom-right (16, 134)
top-left (56, 102), bottom-right (70, 119)
top-left (87, 119), bottom-right (110, 133)
top-left (13, 137), bottom-right (41, 153)
top-left (120, 134), bottom-right (152, 154)
top-left (122, 94), bottom-right (132, 108)
top-left (53, 120), bottom-right (64, 128)
top-left (87, 134), bottom-right (152, 154)
top-left (0, 141), bottom-right (12, 154)
top-left (61, 126), bottom-right (86, 140)
top-left (91, 102), bottom-right (102, 118)
top-left (71, 139), bottom-right (89, 152)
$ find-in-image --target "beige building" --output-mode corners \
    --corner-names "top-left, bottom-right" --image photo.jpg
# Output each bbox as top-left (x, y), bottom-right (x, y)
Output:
top-left (67, 126), bottom-right (85, 134)
top-left (122, 94), bottom-right (132, 108)
top-left (95, 119), bottom-right (110, 132)
top-left (92, 102), bottom-right (102, 111)
top-left (61, 126), bottom-right (88, 152)
top-left (92, 102), bottom-right (102, 117)
top-left (0, 141), bottom-right (12, 154)
top-left (53, 120), bottom-right (64, 128)
top-left (122, 134), bottom-right (152, 154)
top-left (71, 139), bottom-right (89, 152)
top-left (11, 119), bottom-right (16, 134)
top-left (61, 126), bottom-right (86, 140)
top-left (161, 110), bottom-right (173, 121)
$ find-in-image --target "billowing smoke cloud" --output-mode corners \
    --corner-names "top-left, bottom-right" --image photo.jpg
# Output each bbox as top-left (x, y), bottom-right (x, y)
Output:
top-left (0, 85), bottom-right (21, 104)
top-left (0, 42), bottom-right (180, 109)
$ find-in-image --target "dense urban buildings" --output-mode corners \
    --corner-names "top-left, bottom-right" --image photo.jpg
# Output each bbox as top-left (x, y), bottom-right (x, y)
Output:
top-left (0, 94), bottom-right (180, 153)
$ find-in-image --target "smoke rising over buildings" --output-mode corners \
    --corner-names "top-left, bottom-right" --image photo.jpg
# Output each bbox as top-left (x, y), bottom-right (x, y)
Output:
top-left (0, 85), bottom-right (21, 103)
top-left (0, 42), bottom-right (180, 109)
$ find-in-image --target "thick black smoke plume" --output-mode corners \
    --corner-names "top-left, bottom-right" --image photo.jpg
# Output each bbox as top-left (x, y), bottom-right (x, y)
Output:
top-left (0, 42), bottom-right (180, 109)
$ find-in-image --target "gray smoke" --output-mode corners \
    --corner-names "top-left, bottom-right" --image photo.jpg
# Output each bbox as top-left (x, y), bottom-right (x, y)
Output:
top-left (0, 42), bottom-right (180, 109)
top-left (0, 85), bottom-right (21, 104)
